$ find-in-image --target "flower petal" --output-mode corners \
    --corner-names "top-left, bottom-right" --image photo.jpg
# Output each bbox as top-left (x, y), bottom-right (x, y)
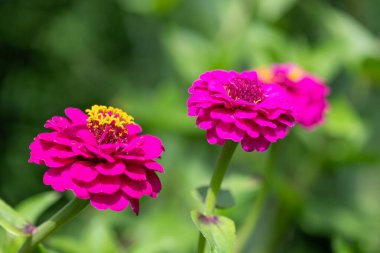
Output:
top-left (126, 124), bottom-right (142, 136)
top-left (210, 108), bottom-right (235, 123)
top-left (215, 122), bottom-right (244, 142)
top-left (76, 130), bottom-right (97, 145)
top-left (70, 161), bottom-right (98, 182)
top-left (125, 165), bottom-right (146, 180)
top-left (146, 171), bottom-right (161, 198)
top-left (95, 161), bottom-right (126, 175)
top-left (139, 135), bottom-right (164, 159)
top-left (206, 128), bottom-right (226, 146)
top-left (129, 198), bottom-right (140, 215)
top-left (65, 108), bottom-right (88, 124)
top-left (241, 135), bottom-right (270, 152)
top-left (144, 161), bottom-right (164, 173)
top-left (90, 192), bottom-right (129, 211)
top-left (87, 175), bottom-right (121, 194)
top-left (121, 178), bottom-right (151, 199)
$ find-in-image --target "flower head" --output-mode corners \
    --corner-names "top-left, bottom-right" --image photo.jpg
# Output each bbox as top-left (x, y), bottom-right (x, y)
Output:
top-left (188, 70), bottom-right (295, 152)
top-left (29, 105), bottom-right (165, 214)
top-left (257, 64), bottom-right (329, 129)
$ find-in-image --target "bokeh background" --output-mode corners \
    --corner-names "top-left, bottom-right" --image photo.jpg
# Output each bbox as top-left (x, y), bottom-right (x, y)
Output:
top-left (1, 0), bottom-right (380, 252)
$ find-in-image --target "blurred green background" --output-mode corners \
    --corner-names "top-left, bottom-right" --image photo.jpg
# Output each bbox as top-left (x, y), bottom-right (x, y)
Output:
top-left (1, 0), bottom-right (380, 252)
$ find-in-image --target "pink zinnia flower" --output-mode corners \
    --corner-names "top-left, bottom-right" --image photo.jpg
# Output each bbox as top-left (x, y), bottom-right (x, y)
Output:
top-left (257, 64), bottom-right (329, 129)
top-left (29, 105), bottom-right (164, 214)
top-left (188, 70), bottom-right (295, 152)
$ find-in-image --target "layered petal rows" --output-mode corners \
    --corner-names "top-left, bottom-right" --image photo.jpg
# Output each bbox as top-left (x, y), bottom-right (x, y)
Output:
top-left (257, 63), bottom-right (329, 129)
top-left (188, 70), bottom-right (295, 152)
top-left (29, 106), bottom-right (164, 214)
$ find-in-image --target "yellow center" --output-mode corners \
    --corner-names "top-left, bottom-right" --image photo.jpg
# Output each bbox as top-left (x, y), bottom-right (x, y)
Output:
top-left (288, 66), bottom-right (304, 82)
top-left (256, 66), bottom-right (273, 83)
top-left (85, 105), bottom-right (134, 144)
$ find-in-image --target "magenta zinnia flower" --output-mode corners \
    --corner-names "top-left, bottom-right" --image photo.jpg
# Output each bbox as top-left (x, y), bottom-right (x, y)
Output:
top-left (29, 105), bottom-right (164, 214)
top-left (188, 70), bottom-right (295, 152)
top-left (257, 64), bottom-right (329, 129)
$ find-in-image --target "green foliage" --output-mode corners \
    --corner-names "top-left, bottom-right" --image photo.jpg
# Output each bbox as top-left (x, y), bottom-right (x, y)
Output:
top-left (194, 187), bottom-right (236, 209)
top-left (0, 193), bottom-right (61, 253)
top-left (191, 211), bottom-right (235, 253)
top-left (16, 192), bottom-right (61, 224)
top-left (1, 0), bottom-right (380, 252)
top-left (0, 199), bottom-right (29, 237)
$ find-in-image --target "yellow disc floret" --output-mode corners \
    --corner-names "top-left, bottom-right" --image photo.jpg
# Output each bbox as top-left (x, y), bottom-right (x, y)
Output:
top-left (256, 66), bottom-right (273, 83)
top-left (288, 66), bottom-right (304, 82)
top-left (85, 105), bottom-right (135, 144)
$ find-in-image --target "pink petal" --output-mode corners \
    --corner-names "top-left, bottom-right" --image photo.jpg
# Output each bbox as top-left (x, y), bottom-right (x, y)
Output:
top-left (65, 108), bottom-right (88, 124)
top-left (241, 135), bottom-right (270, 152)
top-left (129, 198), bottom-right (140, 215)
top-left (146, 171), bottom-right (161, 198)
top-left (235, 120), bottom-right (260, 138)
top-left (121, 178), bottom-right (150, 199)
top-left (70, 181), bottom-right (90, 199)
top-left (76, 130), bottom-right (97, 145)
top-left (87, 175), bottom-right (121, 194)
top-left (125, 165), bottom-right (146, 180)
top-left (210, 108), bottom-right (235, 123)
top-left (234, 110), bottom-right (258, 119)
top-left (95, 161), bottom-right (126, 175)
top-left (206, 128), bottom-right (226, 146)
top-left (188, 106), bottom-right (198, 116)
top-left (261, 125), bottom-right (288, 142)
top-left (277, 115), bottom-right (295, 127)
top-left (90, 192), bottom-right (129, 211)
top-left (126, 124), bottom-right (142, 136)
top-left (70, 161), bottom-right (98, 182)
top-left (85, 145), bottom-right (115, 163)
top-left (44, 116), bottom-right (70, 131)
top-left (215, 122), bottom-right (244, 142)
top-left (144, 161), bottom-right (164, 173)
top-left (197, 117), bottom-right (215, 130)
top-left (43, 167), bottom-right (66, 191)
top-left (45, 145), bottom-right (78, 159)
top-left (140, 135), bottom-right (164, 159)
top-left (44, 157), bottom-right (77, 168)
top-left (255, 116), bottom-right (277, 128)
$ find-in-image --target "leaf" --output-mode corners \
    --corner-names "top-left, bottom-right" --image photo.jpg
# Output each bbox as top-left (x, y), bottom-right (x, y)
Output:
top-left (83, 216), bottom-right (119, 253)
top-left (38, 244), bottom-right (58, 253)
top-left (323, 97), bottom-right (367, 146)
top-left (332, 237), bottom-right (355, 253)
top-left (257, 0), bottom-right (298, 22)
top-left (191, 211), bottom-right (235, 253)
top-left (194, 187), bottom-right (235, 209)
top-left (162, 28), bottom-right (214, 80)
top-left (0, 199), bottom-right (29, 236)
top-left (16, 192), bottom-right (61, 223)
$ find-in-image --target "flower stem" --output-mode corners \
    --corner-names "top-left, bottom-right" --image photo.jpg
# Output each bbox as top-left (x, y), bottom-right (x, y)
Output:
top-left (197, 140), bottom-right (238, 253)
top-left (18, 197), bottom-right (89, 253)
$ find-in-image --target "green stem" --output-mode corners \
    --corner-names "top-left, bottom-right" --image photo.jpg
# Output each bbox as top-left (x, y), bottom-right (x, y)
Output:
top-left (18, 198), bottom-right (89, 253)
top-left (234, 144), bottom-right (277, 253)
top-left (197, 140), bottom-right (238, 253)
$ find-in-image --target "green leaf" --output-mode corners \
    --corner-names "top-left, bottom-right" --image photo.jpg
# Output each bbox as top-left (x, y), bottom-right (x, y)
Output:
top-left (323, 97), bottom-right (367, 146)
top-left (191, 211), bottom-right (235, 253)
top-left (332, 237), bottom-right (355, 253)
top-left (37, 244), bottom-right (58, 253)
top-left (0, 199), bottom-right (29, 236)
top-left (257, 0), bottom-right (298, 22)
top-left (194, 187), bottom-right (236, 209)
top-left (16, 192), bottom-right (61, 223)
top-left (83, 217), bottom-right (119, 253)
